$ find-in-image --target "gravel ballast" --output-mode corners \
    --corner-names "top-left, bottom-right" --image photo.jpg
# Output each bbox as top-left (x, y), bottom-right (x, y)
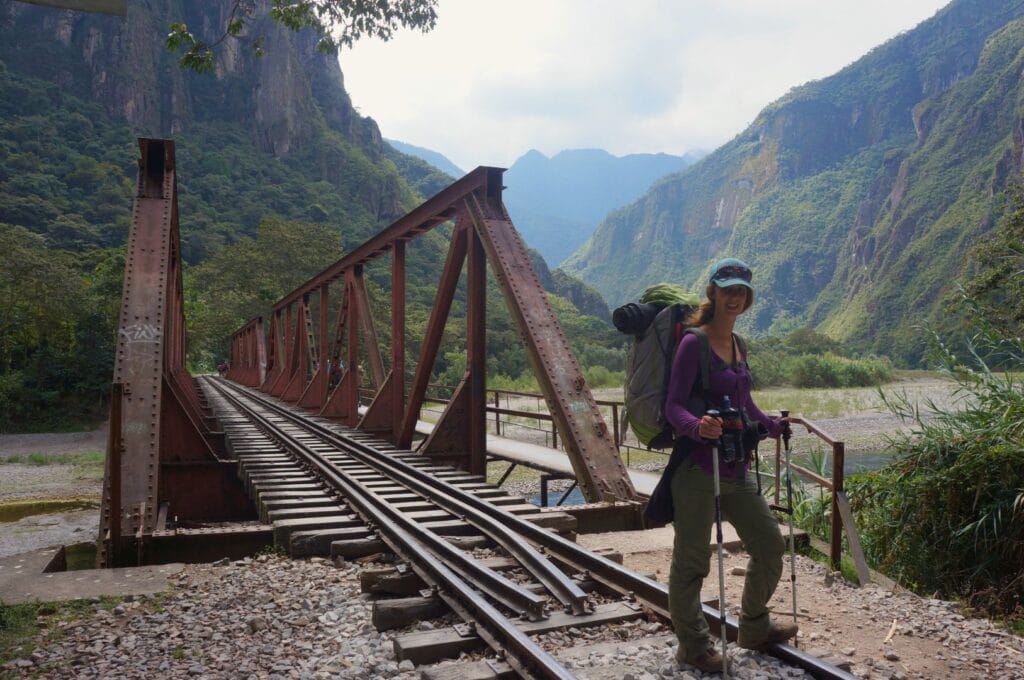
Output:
top-left (5, 553), bottom-right (1022, 679)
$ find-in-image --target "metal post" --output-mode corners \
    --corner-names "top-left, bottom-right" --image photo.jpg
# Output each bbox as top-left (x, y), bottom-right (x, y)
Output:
top-left (611, 403), bottom-right (620, 447)
top-left (466, 225), bottom-right (487, 475)
top-left (392, 242), bottom-right (406, 440)
top-left (774, 438), bottom-right (782, 506)
top-left (830, 442), bottom-right (845, 571)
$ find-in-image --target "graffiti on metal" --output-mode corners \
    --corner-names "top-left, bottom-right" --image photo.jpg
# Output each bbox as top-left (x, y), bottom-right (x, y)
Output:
top-left (119, 324), bottom-right (162, 343)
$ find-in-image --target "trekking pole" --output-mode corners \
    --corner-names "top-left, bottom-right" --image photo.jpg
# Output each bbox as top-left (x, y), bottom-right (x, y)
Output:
top-left (705, 409), bottom-right (730, 678)
top-left (754, 439), bottom-right (762, 496)
top-left (781, 409), bottom-right (799, 638)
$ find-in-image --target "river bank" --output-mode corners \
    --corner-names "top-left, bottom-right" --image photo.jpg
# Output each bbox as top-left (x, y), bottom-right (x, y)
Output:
top-left (0, 377), bottom-right (959, 557)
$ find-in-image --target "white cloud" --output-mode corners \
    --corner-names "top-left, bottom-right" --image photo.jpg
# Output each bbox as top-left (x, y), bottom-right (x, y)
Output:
top-left (340, 0), bottom-right (950, 170)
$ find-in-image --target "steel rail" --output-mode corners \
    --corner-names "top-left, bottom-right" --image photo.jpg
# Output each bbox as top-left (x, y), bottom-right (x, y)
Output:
top-left (207, 381), bottom-right (550, 624)
top-left (214, 377), bottom-right (590, 615)
top-left (208, 381), bottom-right (576, 679)
top-left (216, 378), bottom-right (857, 680)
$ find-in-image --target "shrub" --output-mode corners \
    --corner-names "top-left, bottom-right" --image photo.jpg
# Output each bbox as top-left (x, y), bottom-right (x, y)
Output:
top-left (787, 352), bottom-right (894, 388)
top-left (747, 348), bottom-right (787, 388)
top-left (789, 354), bottom-right (843, 387)
top-left (847, 293), bottom-right (1024, 620)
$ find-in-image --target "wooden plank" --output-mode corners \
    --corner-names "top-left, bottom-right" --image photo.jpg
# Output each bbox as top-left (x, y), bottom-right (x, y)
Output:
top-left (421, 660), bottom-right (516, 680)
top-left (272, 515), bottom-right (362, 546)
top-left (332, 537), bottom-right (388, 559)
top-left (266, 505), bottom-right (349, 522)
top-left (290, 526), bottom-right (372, 557)
top-left (372, 579), bottom-right (600, 630)
top-left (394, 601), bottom-right (644, 664)
top-left (834, 491), bottom-right (871, 587)
top-left (373, 596), bottom-right (450, 631)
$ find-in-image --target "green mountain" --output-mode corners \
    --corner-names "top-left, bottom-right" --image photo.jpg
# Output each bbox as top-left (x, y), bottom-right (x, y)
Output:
top-left (0, 0), bottom-right (622, 429)
top-left (504, 148), bottom-right (701, 266)
top-left (565, 0), bottom-right (1024, 363)
top-left (0, 0), bottom-right (426, 260)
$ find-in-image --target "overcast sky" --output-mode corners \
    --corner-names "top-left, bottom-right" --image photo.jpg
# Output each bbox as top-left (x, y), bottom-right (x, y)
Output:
top-left (340, 1), bottom-right (951, 171)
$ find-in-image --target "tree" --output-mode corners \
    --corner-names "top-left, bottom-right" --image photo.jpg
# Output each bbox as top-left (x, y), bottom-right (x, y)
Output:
top-left (167, 0), bottom-right (439, 73)
top-left (967, 186), bottom-right (1024, 334)
top-left (186, 218), bottom-right (345, 368)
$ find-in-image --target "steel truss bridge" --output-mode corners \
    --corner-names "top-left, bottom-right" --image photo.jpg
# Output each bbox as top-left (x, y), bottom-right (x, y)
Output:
top-left (94, 138), bottom-right (854, 680)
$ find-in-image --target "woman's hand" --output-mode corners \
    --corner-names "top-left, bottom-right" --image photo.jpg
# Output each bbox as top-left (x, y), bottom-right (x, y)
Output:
top-left (698, 415), bottom-right (722, 440)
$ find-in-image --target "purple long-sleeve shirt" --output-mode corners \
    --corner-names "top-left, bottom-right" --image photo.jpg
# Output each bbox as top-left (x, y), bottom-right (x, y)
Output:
top-left (665, 332), bottom-right (781, 478)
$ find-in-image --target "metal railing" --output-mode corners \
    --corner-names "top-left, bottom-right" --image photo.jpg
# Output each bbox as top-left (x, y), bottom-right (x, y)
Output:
top-left (781, 417), bottom-right (870, 584)
top-left (415, 384), bottom-right (870, 582)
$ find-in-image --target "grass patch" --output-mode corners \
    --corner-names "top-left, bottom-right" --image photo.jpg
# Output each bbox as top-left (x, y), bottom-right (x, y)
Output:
top-left (0, 603), bottom-right (37, 667)
top-left (0, 596), bottom-right (122, 668)
top-left (0, 451), bottom-right (105, 467)
top-left (0, 497), bottom-right (101, 523)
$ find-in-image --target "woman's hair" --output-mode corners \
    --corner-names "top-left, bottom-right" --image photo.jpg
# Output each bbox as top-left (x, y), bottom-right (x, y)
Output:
top-left (685, 283), bottom-right (754, 326)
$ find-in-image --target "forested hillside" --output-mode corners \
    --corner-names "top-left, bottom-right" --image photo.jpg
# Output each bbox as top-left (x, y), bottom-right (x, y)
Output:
top-left (566, 0), bottom-right (1024, 364)
top-left (0, 0), bottom-right (621, 431)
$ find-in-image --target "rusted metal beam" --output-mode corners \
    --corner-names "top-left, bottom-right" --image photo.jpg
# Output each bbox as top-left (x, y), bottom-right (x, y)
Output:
top-left (228, 166), bottom-right (638, 503)
top-left (354, 270), bottom-right (386, 390)
top-left (272, 168), bottom-right (490, 313)
top-left (99, 139), bottom-right (253, 566)
top-left (398, 220), bottom-right (468, 449)
top-left (465, 222), bottom-right (487, 476)
top-left (463, 186), bottom-right (638, 502)
top-left (391, 242), bottom-right (406, 440)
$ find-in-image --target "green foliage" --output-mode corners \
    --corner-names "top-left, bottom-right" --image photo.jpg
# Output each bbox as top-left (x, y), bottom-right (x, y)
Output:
top-left (169, 0), bottom-right (439, 73)
top-left (186, 218), bottom-right (345, 369)
top-left (787, 353), bottom-right (894, 388)
top-left (0, 68), bottom-right (134, 250)
top-left (782, 327), bottom-right (842, 355)
top-left (0, 33), bottom-right (626, 431)
top-left (847, 292), bottom-right (1024, 620)
top-left (746, 330), bottom-right (894, 388)
top-left (967, 183), bottom-right (1024, 333)
top-left (0, 225), bottom-right (120, 432)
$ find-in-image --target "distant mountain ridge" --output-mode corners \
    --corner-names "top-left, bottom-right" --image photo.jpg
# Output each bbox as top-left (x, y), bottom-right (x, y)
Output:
top-left (385, 139), bottom-right (465, 179)
top-left (503, 148), bottom-right (702, 266)
top-left (565, 0), bottom-right (1024, 363)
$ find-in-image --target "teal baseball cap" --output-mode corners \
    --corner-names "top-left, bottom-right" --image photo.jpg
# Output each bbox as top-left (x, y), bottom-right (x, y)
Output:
top-left (709, 258), bottom-right (753, 290)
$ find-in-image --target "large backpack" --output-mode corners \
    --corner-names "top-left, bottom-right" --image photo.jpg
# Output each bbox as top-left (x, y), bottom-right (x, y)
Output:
top-left (618, 302), bottom-right (748, 449)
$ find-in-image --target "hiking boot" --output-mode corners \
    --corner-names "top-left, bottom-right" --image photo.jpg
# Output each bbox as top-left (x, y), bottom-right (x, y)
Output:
top-left (675, 643), bottom-right (731, 674)
top-left (737, 620), bottom-right (799, 650)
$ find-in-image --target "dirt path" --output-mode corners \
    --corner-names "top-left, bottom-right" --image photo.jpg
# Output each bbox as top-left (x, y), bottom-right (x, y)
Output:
top-left (0, 426), bottom-right (107, 459)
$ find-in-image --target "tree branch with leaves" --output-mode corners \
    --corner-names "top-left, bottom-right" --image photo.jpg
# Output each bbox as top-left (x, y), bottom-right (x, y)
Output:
top-left (167, 0), bottom-right (438, 74)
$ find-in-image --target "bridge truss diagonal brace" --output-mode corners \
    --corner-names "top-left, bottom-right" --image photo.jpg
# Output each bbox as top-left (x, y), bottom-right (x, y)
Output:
top-left (463, 189), bottom-right (639, 503)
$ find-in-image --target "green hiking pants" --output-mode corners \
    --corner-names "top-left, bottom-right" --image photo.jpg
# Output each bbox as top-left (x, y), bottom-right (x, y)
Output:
top-left (668, 459), bottom-right (785, 657)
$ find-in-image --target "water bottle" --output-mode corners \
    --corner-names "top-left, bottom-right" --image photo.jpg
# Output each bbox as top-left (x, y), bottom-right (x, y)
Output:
top-left (718, 395), bottom-right (745, 467)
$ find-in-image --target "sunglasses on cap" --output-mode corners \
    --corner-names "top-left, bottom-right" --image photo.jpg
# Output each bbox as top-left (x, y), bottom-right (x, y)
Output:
top-left (711, 265), bottom-right (752, 283)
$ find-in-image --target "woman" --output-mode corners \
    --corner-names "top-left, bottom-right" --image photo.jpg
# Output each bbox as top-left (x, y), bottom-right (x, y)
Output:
top-left (664, 257), bottom-right (797, 673)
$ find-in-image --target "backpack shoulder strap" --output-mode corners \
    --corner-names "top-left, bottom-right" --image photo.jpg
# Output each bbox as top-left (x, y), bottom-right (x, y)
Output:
top-left (682, 327), bottom-right (711, 393)
top-left (733, 333), bottom-right (748, 366)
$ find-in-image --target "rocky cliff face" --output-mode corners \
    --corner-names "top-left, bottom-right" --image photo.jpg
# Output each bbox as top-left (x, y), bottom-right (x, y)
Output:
top-left (565, 0), bottom-right (1024, 362)
top-left (0, 0), bottom-right (400, 217)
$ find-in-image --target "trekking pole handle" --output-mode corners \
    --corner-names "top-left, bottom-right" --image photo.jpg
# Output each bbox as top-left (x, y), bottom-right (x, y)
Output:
top-left (780, 409), bottom-right (792, 448)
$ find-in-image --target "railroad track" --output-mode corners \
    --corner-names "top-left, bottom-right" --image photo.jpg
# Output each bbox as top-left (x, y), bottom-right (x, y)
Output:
top-left (200, 376), bottom-right (855, 680)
